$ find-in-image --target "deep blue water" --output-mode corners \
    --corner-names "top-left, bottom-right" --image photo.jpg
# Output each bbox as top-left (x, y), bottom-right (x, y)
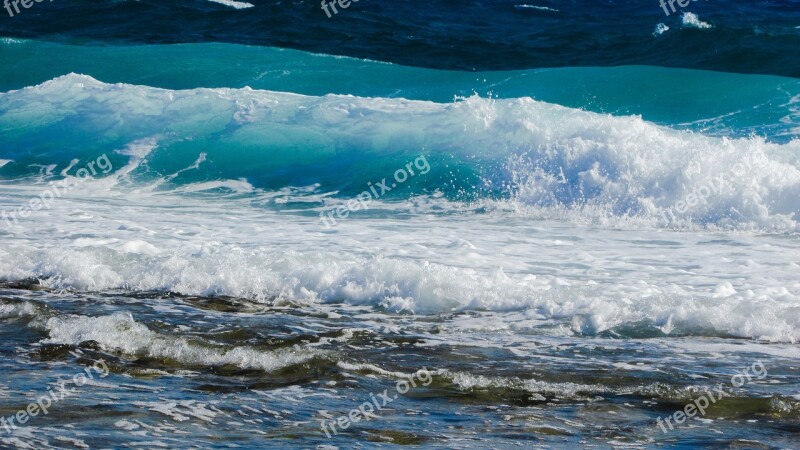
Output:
top-left (1, 0), bottom-right (800, 76)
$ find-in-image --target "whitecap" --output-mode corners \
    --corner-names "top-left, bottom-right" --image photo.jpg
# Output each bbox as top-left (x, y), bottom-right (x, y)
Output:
top-left (207, 0), bottom-right (254, 9)
top-left (514, 4), bottom-right (559, 12)
top-left (682, 12), bottom-right (713, 29)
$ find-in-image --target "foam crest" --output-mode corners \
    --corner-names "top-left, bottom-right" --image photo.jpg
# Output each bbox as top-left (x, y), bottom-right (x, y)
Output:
top-left (42, 312), bottom-right (322, 372)
top-left (682, 12), bottom-right (713, 29)
top-left (0, 301), bottom-right (38, 319)
top-left (207, 0), bottom-right (253, 9)
top-left (3, 243), bottom-right (799, 342)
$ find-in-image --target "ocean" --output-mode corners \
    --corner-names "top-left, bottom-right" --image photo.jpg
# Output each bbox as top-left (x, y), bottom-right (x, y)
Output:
top-left (1, 1), bottom-right (799, 448)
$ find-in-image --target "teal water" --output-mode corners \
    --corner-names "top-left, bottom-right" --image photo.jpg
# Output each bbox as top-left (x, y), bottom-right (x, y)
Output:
top-left (1, 39), bottom-right (799, 141)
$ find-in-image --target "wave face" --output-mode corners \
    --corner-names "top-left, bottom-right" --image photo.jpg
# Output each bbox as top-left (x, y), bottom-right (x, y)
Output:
top-left (1, 71), bottom-right (800, 346)
top-left (2, 39), bottom-right (799, 143)
top-left (1, 0), bottom-right (799, 77)
top-left (1, 73), bottom-right (799, 232)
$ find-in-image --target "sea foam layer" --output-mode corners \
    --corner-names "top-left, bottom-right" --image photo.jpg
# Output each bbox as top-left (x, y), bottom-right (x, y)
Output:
top-left (2, 181), bottom-right (800, 343)
top-left (3, 240), bottom-right (797, 342)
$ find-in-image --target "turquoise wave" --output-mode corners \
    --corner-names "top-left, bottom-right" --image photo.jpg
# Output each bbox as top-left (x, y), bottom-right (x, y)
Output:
top-left (1, 72), bottom-right (799, 230)
top-left (1, 38), bottom-right (798, 140)
top-left (1, 40), bottom-right (799, 230)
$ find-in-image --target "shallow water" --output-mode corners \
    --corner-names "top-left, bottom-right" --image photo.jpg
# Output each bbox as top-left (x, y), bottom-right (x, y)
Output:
top-left (1, 179), bottom-right (800, 447)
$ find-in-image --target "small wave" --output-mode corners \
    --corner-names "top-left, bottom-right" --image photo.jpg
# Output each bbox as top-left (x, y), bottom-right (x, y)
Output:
top-left (43, 312), bottom-right (322, 372)
top-left (207, 0), bottom-right (254, 9)
top-left (514, 4), bottom-right (559, 12)
top-left (654, 23), bottom-right (670, 36)
top-left (3, 243), bottom-right (800, 342)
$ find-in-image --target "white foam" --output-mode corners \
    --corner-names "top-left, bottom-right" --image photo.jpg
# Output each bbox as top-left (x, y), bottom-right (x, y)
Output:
top-left (134, 400), bottom-right (219, 423)
top-left (514, 4), bottom-right (559, 12)
top-left (442, 370), bottom-right (609, 399)
top-left (336, 361), bottom-right (425, 379)
top-left (0, 301), bottom-right (38, 319)
top-left (43, 313), bottom-right (322, 372)
top-left (3, 221), bottom-right (799, 342)
top-left (207, 0), bottom-right (254, 9)
top-left (120, 240), bottom-right (161, 256)
top-left (682, 12), bottom-right (713, 29)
